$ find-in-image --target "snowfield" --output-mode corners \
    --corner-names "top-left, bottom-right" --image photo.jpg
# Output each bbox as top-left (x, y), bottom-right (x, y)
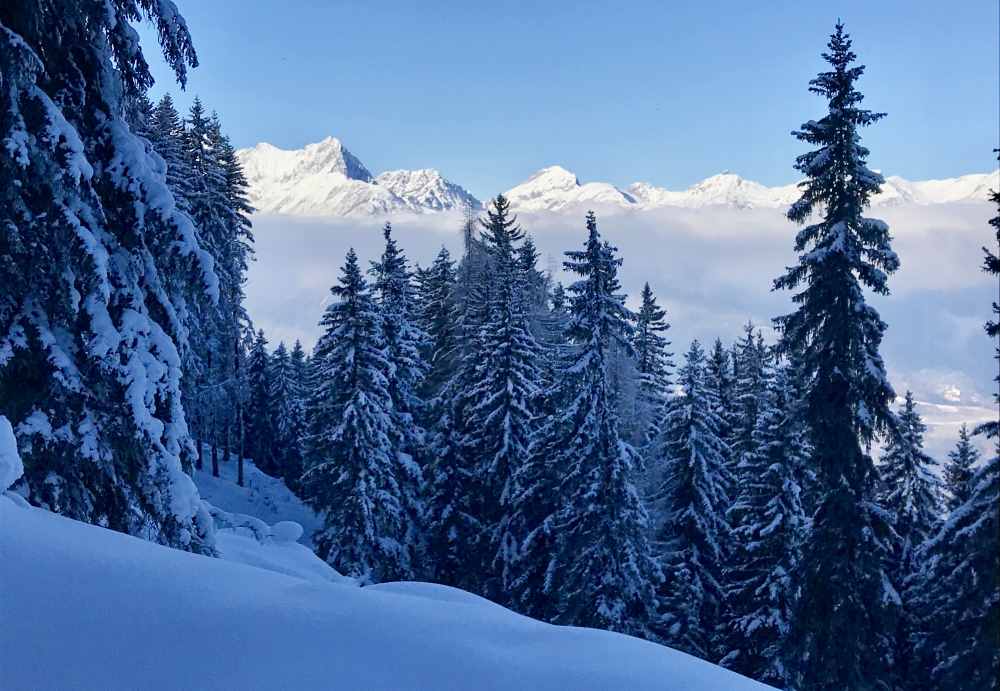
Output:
top-left (0, 494), bottom-right (771, 690)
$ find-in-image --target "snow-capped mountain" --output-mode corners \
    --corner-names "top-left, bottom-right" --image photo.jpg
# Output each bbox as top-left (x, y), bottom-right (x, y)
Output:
top-left (503, 166), bottom-right (637, 212)
top-left (514, 168), bottom-right (997, 213)
top-left (237, 137), bottom-right (479, 217)
top-left (374, 168), bottom-right (479, 212)
top-left (238, 136), bottom-right (996, 217)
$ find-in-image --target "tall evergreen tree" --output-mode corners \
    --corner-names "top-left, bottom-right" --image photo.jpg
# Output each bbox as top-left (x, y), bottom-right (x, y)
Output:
top-left (0, 0), bottom-right (215, 550)
top-left (705, 338), bottom-right (738, 483)
top-left (542, 212), bottom-right (660, 637)
top-left (244, 329), bottom-right (275, 473)
top-left (462, 195), bottom-right (542, 598)
top-left (649, 340), bottom-right (731, 659)
top-left (269, 341), bottom-right (306, 489)
top-left (910, 152), bottom-right (998, 690)
top-left (730, 322), bottom-right (769, 472)
top-left (370, 222), bottom-right (427, 558)
top-left (301, 249), bottom-right (414, 583)
top-left (943, 423), bottom-right (979, 512)
top-left (632, 282), bottom-right (674, 445)
top-left (878, 391), bottom-right (942, 689)
top-left (880, 392), bottom-right (942, 577)
top-left (422, 214), bottom-right (493, 591)
top-left (774, 23), bottom-right (901, 690)
top-left (721, 362), bottom-right (808, 687)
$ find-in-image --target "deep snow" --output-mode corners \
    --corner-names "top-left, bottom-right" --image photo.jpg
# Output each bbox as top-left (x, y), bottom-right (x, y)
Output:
top-left (1, 445), bottom-right (769, 689)
top-left (0, 496), bottom-right (772, 690)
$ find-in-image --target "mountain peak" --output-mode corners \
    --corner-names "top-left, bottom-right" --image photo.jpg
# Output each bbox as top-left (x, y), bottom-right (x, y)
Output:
top-left (236, 137), bottom-right (478, 216)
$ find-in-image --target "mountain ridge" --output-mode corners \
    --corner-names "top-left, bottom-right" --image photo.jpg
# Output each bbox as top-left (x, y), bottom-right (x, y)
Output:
top-left (237, 137), bottom-right (998, 217)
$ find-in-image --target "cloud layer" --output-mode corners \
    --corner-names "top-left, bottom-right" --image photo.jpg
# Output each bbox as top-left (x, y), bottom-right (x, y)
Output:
top-left (246, 202), bottom-right (996, 459)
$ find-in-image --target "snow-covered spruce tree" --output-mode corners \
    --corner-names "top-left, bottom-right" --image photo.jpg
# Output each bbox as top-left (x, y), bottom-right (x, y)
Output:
top-left (878, 391), bottom-right (942, 690)
top-left (879, 391), bottom-right (942, 578)
top-left (943, 423), bottom-right (979, 512)
top-left (911, 452), bottom-right (998, 690)
top-left (631, 282), bottom-right (673, 446)
top-left (149, 94), bottom-right (193, 214)
top-left (649, 339), bottom-right (731, 659)
top-left (181, 99), bottom-right (254, 476)
top-left (0, 1), bottom-right (218, 550)
top-left (721, 362), bottom-right (808, 687)
top-left (730, 322), bottom-right (769, 473)
top-left (415, 246), bottom-right (459, 403)
top-left (268, 341), bottom-right (306, 489)
top-left (705, 338), bottom-right (737, 482)
top-left (421, 214), bottom-right (492, 591)
top-left (461, 195), bottom-right (543, 599)
top-left (774, 23), bottom-right (901, 690)
top-left (542, 212), bottom-right (660, 636)
top-left (910, 155), bottom-right (999, 691)
top-left (507, 282), bottom-right (574, 621)
top-left (369, 221), bottom-right (427, 574)
top-left (244, 329), bottom-right (275, 474)
top-left (301, 249), bottom-right (414, 583)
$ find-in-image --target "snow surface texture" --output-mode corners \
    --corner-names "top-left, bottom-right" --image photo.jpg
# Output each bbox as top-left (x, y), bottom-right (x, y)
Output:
top-left (0, 416), bottom-right (22, 492)
top-left (237, 136), bottom-right (998, 216)
top-left (0, 497), bottom-right (771, 690)
top-left (237, 137), bottom-right (479, 216)
top-left (193, 455), bottom-right (323, 547)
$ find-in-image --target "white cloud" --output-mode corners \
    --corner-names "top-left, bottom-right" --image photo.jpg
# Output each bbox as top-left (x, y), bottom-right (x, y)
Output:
top-left (245, 202), bottom-right (996, 458)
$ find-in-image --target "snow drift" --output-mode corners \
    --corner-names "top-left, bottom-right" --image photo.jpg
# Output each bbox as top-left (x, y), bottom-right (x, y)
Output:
top-left (0, 495), bottom-right (770, 690)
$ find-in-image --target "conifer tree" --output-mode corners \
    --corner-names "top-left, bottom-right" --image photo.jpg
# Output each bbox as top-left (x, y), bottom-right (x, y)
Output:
top-left (423, 223), bottom-right (488, 590)
top-left (369, 222), bottom-right (427, 570)
top-left (705, 338), bottom-right (738, 481)
top-left (721, 363), bottom-right (808, 687)
top-left (878, 391), bottom-right (942, 690)
top-left (244, 329), bottom-right (275, 473)
top-left (632, 283), bottom-right (674, 445)
top-left (774, 23), bottom-right (901, 690)
top-left (149, 94), bottom-right (194, 213)
top-left (542, 212), bottom-right (660, 637)
top-left (301, 249), bottom-right (413, 583)
top-left (0, 0), bottom-right (215, 550)
top-left (461, 196), bottom-right (542, 598)
top-left (415, 247), bottom-right (459, 402)
top-left (880, 392), bottom-right (942, 576)
top-left (943, 423), bottom-right (979, 512)
top-left (730, 322), bottom-right (769, 472)
top-left (649, 340), bottom-right (731, 659)
top-left (269, 341), bottom-right (306, 488)
top-left (909, 154), bottom-right (998, 690)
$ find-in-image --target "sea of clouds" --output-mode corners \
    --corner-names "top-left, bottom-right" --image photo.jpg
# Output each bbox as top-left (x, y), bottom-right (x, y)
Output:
top-left (246, 202), bottom-right (996, 459)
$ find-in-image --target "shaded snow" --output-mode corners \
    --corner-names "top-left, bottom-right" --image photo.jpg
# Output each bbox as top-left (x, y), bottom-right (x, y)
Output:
top-left (0, 497), bottom-right (772, 690)
top-left (193, 455), bottom-right (323, 548)
top-left (0, 416), bottom-right (22, 492)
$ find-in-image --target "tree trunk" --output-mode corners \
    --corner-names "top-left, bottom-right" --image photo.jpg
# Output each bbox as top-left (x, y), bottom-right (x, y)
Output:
top-left (237, 404), bottom-right (245, 487)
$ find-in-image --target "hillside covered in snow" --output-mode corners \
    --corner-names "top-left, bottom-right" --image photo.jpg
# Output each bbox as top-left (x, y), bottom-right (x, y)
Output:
top-left (238, 136), bottom-right (998, 217)
top-left (0, 452), bottom-right (770, 691)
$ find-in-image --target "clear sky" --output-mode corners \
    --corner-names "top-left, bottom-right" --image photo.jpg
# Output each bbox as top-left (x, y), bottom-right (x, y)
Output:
top-left (140, 0), bottom-right (999, 199)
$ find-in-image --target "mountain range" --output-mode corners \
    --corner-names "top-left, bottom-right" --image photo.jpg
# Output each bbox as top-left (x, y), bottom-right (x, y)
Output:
top-left (237, 137), bottom-right (998, 217)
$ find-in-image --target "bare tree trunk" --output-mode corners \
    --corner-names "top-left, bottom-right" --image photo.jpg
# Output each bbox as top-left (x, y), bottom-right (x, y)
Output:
top-left (237, 402), bottom-right (245, 487)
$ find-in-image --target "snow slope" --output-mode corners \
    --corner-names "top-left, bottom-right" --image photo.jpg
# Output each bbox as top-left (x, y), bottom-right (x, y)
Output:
top-left (237, 136), bottom-right (996, 217)
top-left (237, 137), bottom-right (479, 216)
top-left (193, 455), bottom-right (323, 547)
top-left (0, 496), bottom-right (771, 690)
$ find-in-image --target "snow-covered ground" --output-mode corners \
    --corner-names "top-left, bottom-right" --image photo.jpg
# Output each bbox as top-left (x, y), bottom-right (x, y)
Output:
top-left (0, 494), bottom-right (771, 690)
top-left (194, 454), bottom-right (324, 547)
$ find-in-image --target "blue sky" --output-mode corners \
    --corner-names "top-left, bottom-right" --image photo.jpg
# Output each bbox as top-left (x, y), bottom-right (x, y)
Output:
top-left (140, 0), bottom-right (998, 199)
